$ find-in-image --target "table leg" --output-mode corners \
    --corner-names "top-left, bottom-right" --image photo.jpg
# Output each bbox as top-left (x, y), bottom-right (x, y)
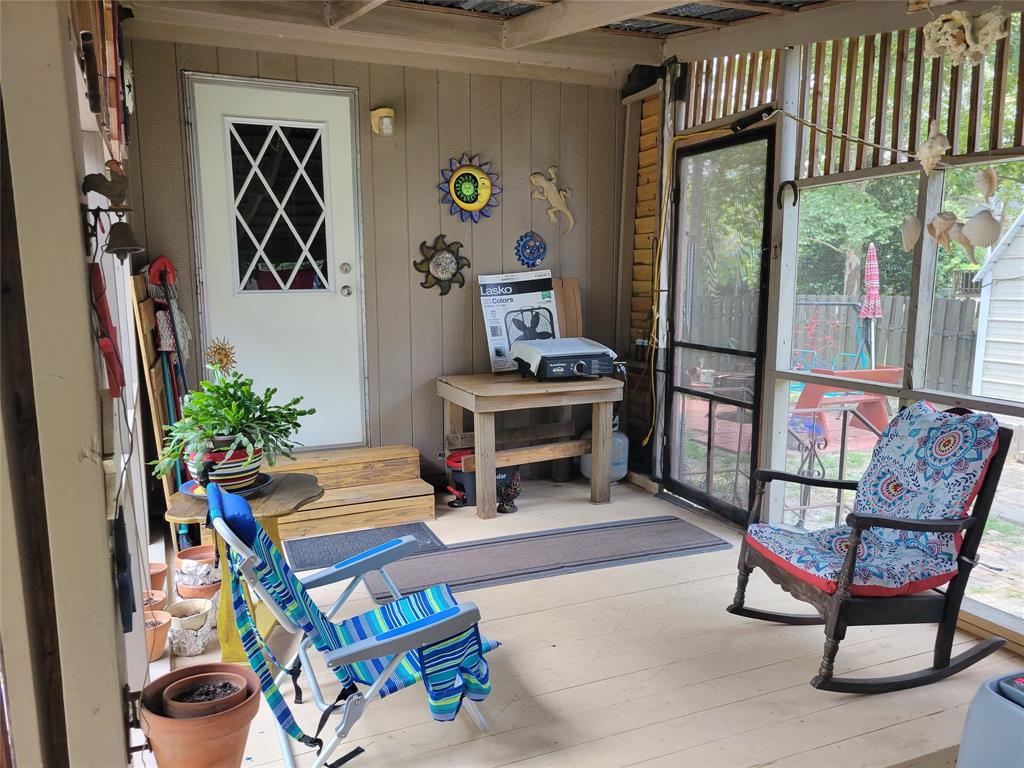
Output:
top-left (215, 518), bottom-right (286, 663)
top-left (591, 401), bottom-right (613, 503)
top-left (443, 400), bottom-right (464, 487)
top-left (550, 405), bottom-right (572, 483)
top-left (473, 411), bottom-right (497, 519)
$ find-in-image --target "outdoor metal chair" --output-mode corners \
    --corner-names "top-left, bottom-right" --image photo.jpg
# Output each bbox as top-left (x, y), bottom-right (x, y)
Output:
top-left (728, 401), bottom-right (1011, 694)
top-left (206, 484), bottom-right (497, 768)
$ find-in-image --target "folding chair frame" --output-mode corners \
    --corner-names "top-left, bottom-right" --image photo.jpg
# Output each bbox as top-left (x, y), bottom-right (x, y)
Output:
top-left (210, 519), bottom-right (490, 768)
top-left (728, 413), bottom-right (1012, 695)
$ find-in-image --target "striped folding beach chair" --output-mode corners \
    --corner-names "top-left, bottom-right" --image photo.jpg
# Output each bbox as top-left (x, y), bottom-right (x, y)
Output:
top-left (206, 483), bottom-right (498, 768)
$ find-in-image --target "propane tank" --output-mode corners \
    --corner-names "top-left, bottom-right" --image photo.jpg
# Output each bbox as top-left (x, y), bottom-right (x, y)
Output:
top-left (579, 415), bottom-right (629, 482)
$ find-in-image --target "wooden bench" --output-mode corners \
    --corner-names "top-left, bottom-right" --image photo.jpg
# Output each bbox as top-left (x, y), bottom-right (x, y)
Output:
top-left (265, 445), bottom-right (435, 538)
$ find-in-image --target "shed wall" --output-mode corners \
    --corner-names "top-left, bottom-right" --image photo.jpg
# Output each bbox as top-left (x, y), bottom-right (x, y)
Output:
top-left (980, 230), bottom-right (1024, 403)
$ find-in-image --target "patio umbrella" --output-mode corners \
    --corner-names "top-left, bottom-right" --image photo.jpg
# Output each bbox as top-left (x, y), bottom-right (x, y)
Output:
top-left (859, 242), bottom-right (883, 368)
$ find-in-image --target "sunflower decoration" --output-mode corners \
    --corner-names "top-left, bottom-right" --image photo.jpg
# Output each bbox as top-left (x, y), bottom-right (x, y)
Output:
top-left (414, 234), bottom-right (471, 295)
top-left (439, 153), bottom-right (501, 223)
top-left (205, 338), bottom-right (237, 375)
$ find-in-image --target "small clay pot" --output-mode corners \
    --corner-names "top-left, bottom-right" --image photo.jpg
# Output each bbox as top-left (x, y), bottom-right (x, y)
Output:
top-left (176, 544), bottom-right (216, 571)
top-left (161, 672), bottom-right (247, 719)
top-left (143, 590), bottom-right (167, 612)
top-left (149, 562), bottom-right (169, 592)
top-left (168, 598), bottom-right (213, 631)
top-left (141, 663), bottom-right (260, 768)
top-left (144, 610), bottom-right (171, 662)
top-left (177, 582), bottom-right (221, 601)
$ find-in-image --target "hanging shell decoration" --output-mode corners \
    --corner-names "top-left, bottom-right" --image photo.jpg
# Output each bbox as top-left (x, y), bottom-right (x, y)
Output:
top-left (974, 168), bottom-right (999, 200)
top-left (901, 215), bottom-right (922, 252)
top-left (922, 6), bottom-right (1009, 67)
top-left (439, 154), bottom-right (501, 223)
top-left (927, 211), bottom-right (958, 250)
top-left (949, 221), bottom-right (976, 263)
top-left (962, 208), bottom-right (1002, 248)
top-left (414, 234), bottom-right (470, 295)
top-left (916, 121), bottom-right (951, 176)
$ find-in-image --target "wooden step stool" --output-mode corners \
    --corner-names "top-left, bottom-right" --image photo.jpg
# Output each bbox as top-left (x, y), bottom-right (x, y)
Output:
top-left (266, 445), bottom-right (435, 540)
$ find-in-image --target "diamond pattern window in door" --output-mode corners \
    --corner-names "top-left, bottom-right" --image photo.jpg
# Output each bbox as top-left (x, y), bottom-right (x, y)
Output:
top-left (228, 120), bottom-right (331, 291)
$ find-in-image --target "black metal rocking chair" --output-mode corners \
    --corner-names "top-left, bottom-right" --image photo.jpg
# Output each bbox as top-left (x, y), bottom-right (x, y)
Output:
top-left (728, 405), bottom-right (1012, 694)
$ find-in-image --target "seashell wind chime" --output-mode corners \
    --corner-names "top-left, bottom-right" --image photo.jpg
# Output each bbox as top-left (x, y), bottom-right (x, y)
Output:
top-left (904, 168), bottom-right (1006, 261)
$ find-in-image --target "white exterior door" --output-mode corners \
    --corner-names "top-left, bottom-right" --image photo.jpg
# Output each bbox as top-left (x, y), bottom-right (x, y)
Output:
top-left (188, 75), bottom-right (365, 447)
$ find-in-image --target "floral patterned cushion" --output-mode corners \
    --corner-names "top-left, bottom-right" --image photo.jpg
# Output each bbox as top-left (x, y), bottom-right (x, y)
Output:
top-left (746, 402), bottom-right (1000, 597)
top-left (745, 524), bottom-right (959, 596)
top-left (853, 401), bottom-right (999, 561)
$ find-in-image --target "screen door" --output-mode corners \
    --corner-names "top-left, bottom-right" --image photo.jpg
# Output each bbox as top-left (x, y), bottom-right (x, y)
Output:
top-left (664, 129), bottom-right (773, 524)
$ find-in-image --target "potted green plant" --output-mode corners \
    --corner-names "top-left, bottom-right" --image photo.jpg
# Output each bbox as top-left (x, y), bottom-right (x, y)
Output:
top-left (153, 364), bottom-right (314, 492)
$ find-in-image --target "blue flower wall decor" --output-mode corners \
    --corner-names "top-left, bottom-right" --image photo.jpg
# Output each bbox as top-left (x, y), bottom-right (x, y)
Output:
top-left (515, 231), bottom-right (547, 268)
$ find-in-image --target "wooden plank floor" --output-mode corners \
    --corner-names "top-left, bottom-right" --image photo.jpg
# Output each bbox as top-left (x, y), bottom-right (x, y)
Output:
top-left (191, 480), bottom-right (1018, 768)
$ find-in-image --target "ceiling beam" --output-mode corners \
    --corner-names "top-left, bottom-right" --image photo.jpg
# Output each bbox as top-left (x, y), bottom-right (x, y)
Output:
top-left (694, 0), bottom-right (795, 14)
top-left (126, 2), bottom-right (661, 86)
top-left (326, 0), bottom-right (388, 28)
top-left (643, 12), bottom-right (728, 29)
top-left (502, 0), bottom-right (682, 48)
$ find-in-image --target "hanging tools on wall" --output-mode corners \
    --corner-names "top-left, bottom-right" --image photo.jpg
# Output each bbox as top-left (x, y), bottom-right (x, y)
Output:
top-left (145, 255), bottom-right (197, 549)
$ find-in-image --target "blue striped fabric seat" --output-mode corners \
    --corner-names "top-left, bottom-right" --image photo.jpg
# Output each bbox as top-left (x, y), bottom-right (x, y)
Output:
top-left (210, 483), bottom-right (497, 752)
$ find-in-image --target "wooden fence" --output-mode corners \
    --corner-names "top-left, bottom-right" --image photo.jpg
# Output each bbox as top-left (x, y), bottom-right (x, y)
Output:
top-left (792, 294), bottom-right (978, 394)
top-left (684, 293), bottom-right (977, 394)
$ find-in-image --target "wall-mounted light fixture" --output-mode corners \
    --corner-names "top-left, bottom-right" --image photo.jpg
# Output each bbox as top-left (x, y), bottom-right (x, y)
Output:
top-left (370, 107), bottom-right (396, 137)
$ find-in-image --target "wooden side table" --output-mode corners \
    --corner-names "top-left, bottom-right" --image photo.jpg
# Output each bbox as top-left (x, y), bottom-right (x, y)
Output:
top-left (164, 472), bottom-right (323, 662)
top-left (436, 373), bottom-right (624, 519)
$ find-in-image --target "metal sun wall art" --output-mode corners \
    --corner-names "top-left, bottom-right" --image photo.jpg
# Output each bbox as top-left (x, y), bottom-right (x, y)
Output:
top-left (415, 234), bottom-right (471, 295)
top-left (515, 231), bottom-right (547, 268)
top-left (530, 165), bottom-right (574, 234)
top-left (439, 154), bottom-right (501, 223)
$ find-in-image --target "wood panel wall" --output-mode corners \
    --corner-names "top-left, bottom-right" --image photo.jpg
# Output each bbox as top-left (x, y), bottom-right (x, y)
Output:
top-left (128, 41), bottom-right (623, 475)
top-left (624, 93), bottom-right (661, 457)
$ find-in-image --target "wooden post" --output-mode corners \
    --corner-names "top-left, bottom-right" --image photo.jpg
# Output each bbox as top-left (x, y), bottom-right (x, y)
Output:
top-left (591, 400), bottom-right (613, 503)
top-left (473, 411), bottom-right (497, 519)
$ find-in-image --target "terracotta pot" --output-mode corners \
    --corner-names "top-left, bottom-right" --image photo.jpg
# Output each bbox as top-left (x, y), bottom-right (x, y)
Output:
top-left (149, 562), bottom-right (169, 592)
top-left (176, 544), bottom-right (216, 571)
top-left (143, 590), bottom-right (167, 612)
top-left (186, 443), bottom-right (263, 492)
top-left (144, 610), bottom-right (171, 663)
top-left (161, 672), bottom-right (248, 719)
top-left (141, 663), bottom-right (260, 768)
top-left (177, 582), bottom-right (221, 600)
top-left (168, 598), bottom-right (214, 631)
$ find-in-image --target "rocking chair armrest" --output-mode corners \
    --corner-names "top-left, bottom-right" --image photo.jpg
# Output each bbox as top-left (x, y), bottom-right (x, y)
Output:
top-left (753, 469), bottom-right (859, 492)
top-left (324, 603), bottom-right (482, 668)
top-left (845, 513), bottom-right (976, 534)
top-left (301, 536), bottom-right (421, 590)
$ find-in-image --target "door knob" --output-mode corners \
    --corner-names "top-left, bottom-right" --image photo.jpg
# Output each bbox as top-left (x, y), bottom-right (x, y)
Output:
top-left (339, 262), bottom-right (352, 274)
top-left (341, 285), bottom-right (353, 297)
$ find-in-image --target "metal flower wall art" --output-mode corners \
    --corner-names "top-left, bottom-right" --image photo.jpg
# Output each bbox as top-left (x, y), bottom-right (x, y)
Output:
top-left (439, 154), bottom-right (501, 223)
top-left (515, 231), bottom-right (547, 268)
top-left (923, 6), bottom-right (1009, 67)
top-left (414, 234), bottom-right (470, 294)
